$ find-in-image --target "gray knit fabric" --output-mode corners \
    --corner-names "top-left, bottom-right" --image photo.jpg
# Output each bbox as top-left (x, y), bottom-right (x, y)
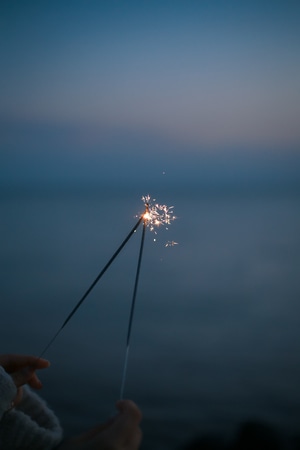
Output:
top-left (0, 366), bottom-right (63, 449)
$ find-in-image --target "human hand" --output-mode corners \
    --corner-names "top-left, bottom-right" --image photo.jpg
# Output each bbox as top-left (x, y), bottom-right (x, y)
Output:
top-left (59, 399), bottom-right (142, 450)
top-left (0, 354), bottom-right (50, 406)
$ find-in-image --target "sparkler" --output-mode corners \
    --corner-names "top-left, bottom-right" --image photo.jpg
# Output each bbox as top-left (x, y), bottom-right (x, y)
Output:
top-left (119, 197), bottom-right (176, 398)
top-left (39, 195), bottom-right (176, 398)
top-left (120, 210), bottom-right (147, 400)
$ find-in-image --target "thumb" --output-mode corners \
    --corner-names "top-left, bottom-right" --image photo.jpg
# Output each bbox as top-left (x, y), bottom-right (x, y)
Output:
top-left (107, 400), bottom-right (142, 444)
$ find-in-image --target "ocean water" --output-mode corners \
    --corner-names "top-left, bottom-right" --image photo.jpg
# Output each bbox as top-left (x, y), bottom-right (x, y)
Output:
top-left (1, 184), bottom-right (300, 449)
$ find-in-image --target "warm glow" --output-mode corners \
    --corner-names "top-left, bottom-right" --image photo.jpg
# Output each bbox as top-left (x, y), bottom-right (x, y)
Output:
top-left (139, 195), bottom-right (177, 244)
top-left (143, 211), bottom-right (151, 221)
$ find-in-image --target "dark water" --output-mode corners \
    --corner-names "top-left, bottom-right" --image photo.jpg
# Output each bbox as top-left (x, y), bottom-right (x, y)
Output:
top-left (1, 184), bottom-right (300, 449)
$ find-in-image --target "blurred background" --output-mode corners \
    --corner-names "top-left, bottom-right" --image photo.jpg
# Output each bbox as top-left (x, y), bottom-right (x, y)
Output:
top-left (1, 1), bottom-right (300, 449)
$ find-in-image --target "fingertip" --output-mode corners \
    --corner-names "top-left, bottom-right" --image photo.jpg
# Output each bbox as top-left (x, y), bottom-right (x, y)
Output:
top-left (115, 399), bottom-right (124, 410)
top-left (115, 398), bottom-right (135, 408)
top-left (40, 357), bottom-right (51, 365)
top-left (33, 358), bottom-right (51, 369)
top-left (115, 399), bottom-right (128, 412)
top-left (115, 399), bottom-right (142, 423)
top-left (28, 374), bottom-right (43, 390)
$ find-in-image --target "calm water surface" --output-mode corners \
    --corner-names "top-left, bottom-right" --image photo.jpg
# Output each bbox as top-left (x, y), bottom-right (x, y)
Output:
top-left (1, 184), bottom-right (300, 449)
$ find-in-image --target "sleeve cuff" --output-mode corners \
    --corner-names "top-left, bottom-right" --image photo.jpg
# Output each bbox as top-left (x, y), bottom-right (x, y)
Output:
top-left (0, 385), bottom-right (63, 450)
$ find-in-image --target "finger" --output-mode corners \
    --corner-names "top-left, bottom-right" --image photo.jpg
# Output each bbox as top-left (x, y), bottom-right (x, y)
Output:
top-left (80, 401), bottom-right (142, 440)
top-left (27, 372), bottom-right (43, 389)
top-left (69, 403), bottom-right (142, 449)
top-left (13, 387), bottom-right (23, 407)
top-left (106, 400), bottom-right (142, 445)
top-left (10, 368), bottom-right (35, 388)
top-left (115, 399), bottom-right (142, 424)
top-left (11, 368), bottom-right (45, 391)
top-left (30, 357), bottom-right (51, 370)
top-left (69, 420), bottom-right (113, 443)
top-left (0, 354), bottom-right (50, 373)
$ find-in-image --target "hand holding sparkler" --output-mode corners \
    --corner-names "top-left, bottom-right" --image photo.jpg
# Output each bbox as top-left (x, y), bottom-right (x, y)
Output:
top-left (0, 354), bottom-right (50, 408)
top-left (57, 400), bottom-right (142, 450)
top-left (0, 352), bottom-right (142, 449)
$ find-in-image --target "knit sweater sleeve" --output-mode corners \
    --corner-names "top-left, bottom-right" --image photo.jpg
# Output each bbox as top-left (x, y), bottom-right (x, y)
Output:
top-left (0, 366), bottom-right (17, 419)
top-left (0, 367), bottom-right (63, 450)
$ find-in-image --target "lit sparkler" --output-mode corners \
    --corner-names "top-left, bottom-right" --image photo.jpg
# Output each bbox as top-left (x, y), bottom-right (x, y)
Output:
top-left (120, 196), bottom-right (176, 398)
top-left (39, 195), bottom-right (176, 398)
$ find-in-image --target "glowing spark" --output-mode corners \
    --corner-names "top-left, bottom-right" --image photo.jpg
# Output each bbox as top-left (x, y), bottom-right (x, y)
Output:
top-left (141, 195), bottom-right (176, 232)
top-left (165, 241), bottom-right (178, 247)
top-left (143, 211), bottom-right (151, 221)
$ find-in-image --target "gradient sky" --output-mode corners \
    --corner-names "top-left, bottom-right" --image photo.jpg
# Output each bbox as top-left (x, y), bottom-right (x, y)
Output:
top-left (1, 0), bottom-right (300, 185)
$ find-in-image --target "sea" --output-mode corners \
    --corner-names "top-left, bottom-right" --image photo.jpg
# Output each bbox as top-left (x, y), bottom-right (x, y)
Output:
top-left (1, 182), bottom-right (300, 449)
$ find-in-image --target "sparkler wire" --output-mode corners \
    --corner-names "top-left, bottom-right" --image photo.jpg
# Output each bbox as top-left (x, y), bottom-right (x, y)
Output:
top-left (39, 215), bottom-right (144, 358)
top-left (120, 217), bottom-right (147, 399)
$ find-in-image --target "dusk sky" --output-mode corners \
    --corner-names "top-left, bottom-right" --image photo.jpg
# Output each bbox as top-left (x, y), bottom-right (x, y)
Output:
top-left (1, 0), bottom-right (300, 186)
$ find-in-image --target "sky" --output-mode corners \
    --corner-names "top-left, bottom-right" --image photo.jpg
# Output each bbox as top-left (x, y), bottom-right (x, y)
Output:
top-left (1, 0), bottom-right (300, 187)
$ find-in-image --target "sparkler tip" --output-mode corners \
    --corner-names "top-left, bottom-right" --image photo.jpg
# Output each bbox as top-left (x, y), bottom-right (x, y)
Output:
top-left (140, 194), bottom-right (177, 246)
top-left (141, 194), bottom-right (176, 228)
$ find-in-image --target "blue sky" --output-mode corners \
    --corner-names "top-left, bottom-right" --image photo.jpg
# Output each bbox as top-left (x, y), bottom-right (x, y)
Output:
top-left (1, 0), bottom-right (300, 186)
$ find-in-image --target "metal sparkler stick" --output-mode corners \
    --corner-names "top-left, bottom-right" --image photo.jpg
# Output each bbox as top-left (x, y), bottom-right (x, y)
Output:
top-left (39, 214), bottom-right (144, 358)
top-left (120, 212), bottom-right (147, 399)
